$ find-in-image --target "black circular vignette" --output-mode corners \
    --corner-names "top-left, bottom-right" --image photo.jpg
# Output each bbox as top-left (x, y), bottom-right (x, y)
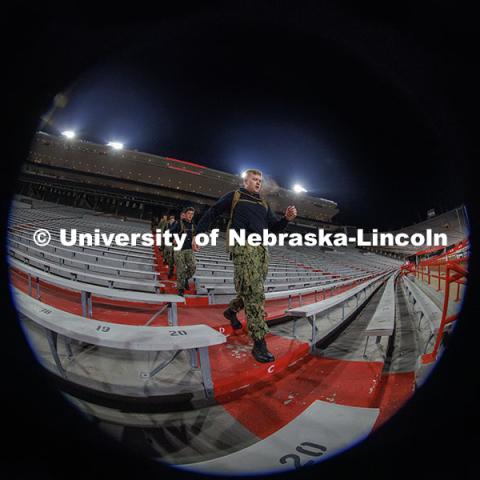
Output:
top-left (2, 3), bottom-right (477, 479)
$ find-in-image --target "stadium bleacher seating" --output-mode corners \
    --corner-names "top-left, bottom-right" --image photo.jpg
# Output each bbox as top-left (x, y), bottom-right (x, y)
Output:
top-left (362, 273), bottom-right (397, 356)
top-left (286, 272), bottom-right (392, 347)
top-left (14, 287), bottom-right (225, 398)
top-left (6, 197), bottom-right (468, 473)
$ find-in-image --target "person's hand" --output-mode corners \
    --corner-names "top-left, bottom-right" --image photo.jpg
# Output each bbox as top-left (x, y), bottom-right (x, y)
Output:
top-left (285, 205), bottom-right (297, 221)
top-left (192, 236), bottom-right (200, 252)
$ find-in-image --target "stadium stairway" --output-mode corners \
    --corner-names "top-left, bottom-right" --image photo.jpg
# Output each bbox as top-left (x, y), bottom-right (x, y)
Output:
top-left (7, 203), bottom-right (421, 471)
top-left (10, 264), bottom-right (418, 471)
top-left (10, 266), bottom-right (407, 409)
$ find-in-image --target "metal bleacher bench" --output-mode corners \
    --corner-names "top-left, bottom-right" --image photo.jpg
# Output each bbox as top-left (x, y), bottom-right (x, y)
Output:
top-left (362, 273), bottom-right (397, 356)
top-left (198, 280), bottom-right (329, 303)
top-left (9, 226), bottom-right (154, 261)
top-left (9, 248), bottom-right (162, 293)
top-left (9, 230), bottom-right (156, 269)
top-left (194, 267), bottom-right (321, 278)
top-left (197, 273), bottom-right (374, 305)
top-left (402, 275), bottom-right (444, 352)
top-left (195, 275), bottom-right (330, 287)
top-left (266, 275), bottom-right (372, 303)
top-left (13, 288), bottom-right (226, 398)
top-left (9, 257), bottom-right (183, 325)
top-left (286, 273), bottom-right (390, 349)
top-left (8, 239), bottom-right (159, 279)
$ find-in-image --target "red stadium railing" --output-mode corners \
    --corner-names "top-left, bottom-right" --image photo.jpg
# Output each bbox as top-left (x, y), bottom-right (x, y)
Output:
top-left (421, 259), bottom-right (468, 363)
top-left (400, 244), bottom-right (468, 363)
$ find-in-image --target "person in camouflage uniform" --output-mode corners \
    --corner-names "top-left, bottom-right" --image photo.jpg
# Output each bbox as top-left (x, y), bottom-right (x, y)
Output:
top-left (170, 207), bottom-right (197, 296)
top-left (164, 215), bottom-right (177, 277)
top-left (157, 214), bottom-right (168, 259)
top-left (194, 169), bottom-right (297, 363)
top-left (228, 243), bottom-right (270, 341)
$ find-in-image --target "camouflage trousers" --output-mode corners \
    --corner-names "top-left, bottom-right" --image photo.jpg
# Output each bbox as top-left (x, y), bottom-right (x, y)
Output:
top-left (229, 244), bottom-right (269, 341)
top-left (164, 246), bottom-right (175, 269)
top-left (174, 249), bottom-right (197, 290)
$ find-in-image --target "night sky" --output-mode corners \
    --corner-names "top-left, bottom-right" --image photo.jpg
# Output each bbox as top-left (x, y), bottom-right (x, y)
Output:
top-left (10, 3), bottom-right (475, 230)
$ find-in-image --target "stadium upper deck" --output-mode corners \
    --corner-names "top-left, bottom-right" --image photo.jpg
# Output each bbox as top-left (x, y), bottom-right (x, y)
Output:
top-left (24, 132), bottom-right (339, 226)
top-left (355, 206), bottom-right (469, 258)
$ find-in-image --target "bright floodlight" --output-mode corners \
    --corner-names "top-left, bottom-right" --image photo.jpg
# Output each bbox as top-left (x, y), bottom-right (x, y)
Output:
top-left (61, 130), bottom-right (76, 139)
top-left (241, 170), bottom-right (248, 178)
top-left (107, 141), bottom-right (124, 150)
top-left (293, 184), bottom-right (307, 193)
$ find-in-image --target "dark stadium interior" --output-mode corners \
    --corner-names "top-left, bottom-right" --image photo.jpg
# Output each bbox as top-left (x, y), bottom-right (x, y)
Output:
top-left (3, 3), bottom-right (476, 480)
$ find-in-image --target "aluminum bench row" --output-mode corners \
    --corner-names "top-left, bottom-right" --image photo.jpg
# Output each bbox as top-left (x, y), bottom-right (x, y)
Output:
top-left (9, 250), bottom-right (162, 293)
top-left (10, 225), bottom-right (154, 260)
top-left (8, 229), bottom-right (156, 265)
top-left (362, 273), bottom-right (397, 355)
top-left (9, 240), bottom-right (159, 279)
top-left (11, 215), bottom-right (155, 244)
top-left (199, 273), bottom-right (377, 304)
top-left (286, 273), bottom-right (392, 349)
top-left (13, 287), bottom-right (224, 398)
top-left (402, 275), bottom-right (442, 333)
top-left (9, 257), bottom-right (182, 322)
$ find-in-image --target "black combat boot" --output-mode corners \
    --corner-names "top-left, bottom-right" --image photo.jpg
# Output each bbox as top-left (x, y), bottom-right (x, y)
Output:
top-left (178, 289), bottom-right (185, 297)
top-left (252, 338), bottom-right (275, 363)
top-left (223, 308), bottom-right (242, 330)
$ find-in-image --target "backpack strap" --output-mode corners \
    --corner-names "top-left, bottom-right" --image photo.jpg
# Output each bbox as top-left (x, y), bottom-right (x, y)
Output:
top-left (236, 190), bottom-right (269, 211)
top-left (229, 190), bottom-right (242, 223)
top-left (226, 190), bottom-right (241, 253)
top-left (180, 219), bottom-right (195, 236)
top-left (226, 190), bottom-right (268, 253)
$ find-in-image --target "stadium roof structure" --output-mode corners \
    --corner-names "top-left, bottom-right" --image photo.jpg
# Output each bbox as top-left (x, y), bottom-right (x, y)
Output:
top-left (357, 207), bottom-right (468, 258)
top-left (24, 132), bottom-right (339, 227)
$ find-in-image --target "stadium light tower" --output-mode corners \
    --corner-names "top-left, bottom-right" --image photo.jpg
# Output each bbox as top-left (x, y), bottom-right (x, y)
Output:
top-left (293, 184), bottom-right (307, 193)
top-left (107, 141), bottom-right (124, 150)
top-left (61, 130), bottom-right (76, 139)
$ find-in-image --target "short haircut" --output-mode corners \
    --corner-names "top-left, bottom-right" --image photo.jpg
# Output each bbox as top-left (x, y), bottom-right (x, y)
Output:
top-left (244, 169), bottom-right (262, 177)
top-left (182, 206), bottom-right (195, 214)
